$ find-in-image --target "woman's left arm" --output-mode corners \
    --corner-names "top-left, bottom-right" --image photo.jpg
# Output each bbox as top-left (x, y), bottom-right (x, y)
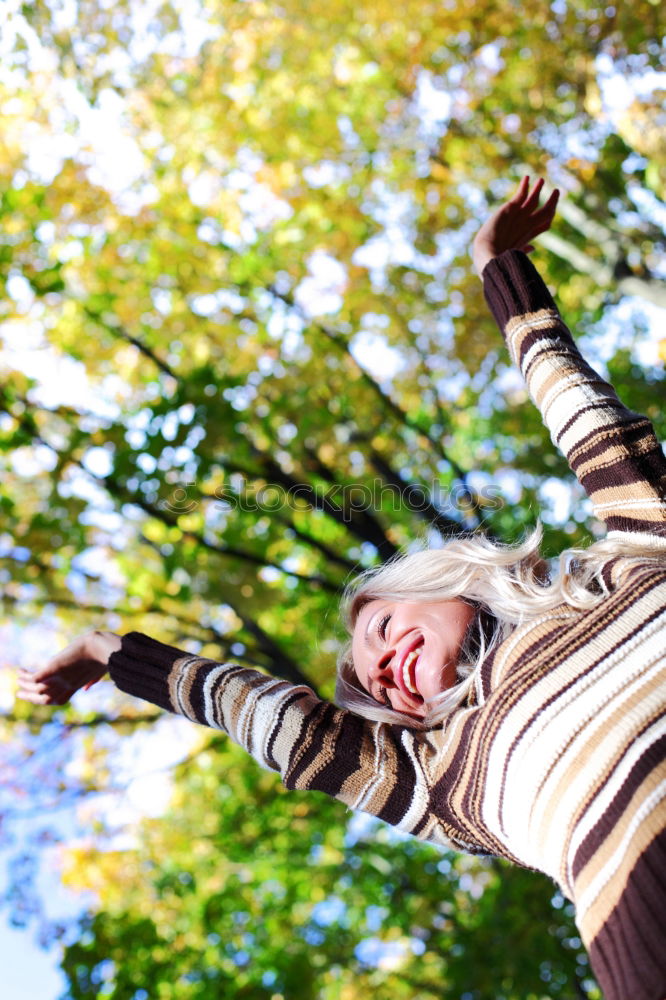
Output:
top-left (475, 178), bottom-right (666, 545)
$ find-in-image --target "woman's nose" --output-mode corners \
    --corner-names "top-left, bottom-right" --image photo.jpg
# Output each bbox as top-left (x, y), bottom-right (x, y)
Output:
top-left (372, 651), bottom-right (397, 688)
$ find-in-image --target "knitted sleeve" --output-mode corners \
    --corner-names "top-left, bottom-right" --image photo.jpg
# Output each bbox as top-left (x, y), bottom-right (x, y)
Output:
top-left (107, 631), bottom-right (474, 851)
top-left (483, 250), bottom-right (666, 545)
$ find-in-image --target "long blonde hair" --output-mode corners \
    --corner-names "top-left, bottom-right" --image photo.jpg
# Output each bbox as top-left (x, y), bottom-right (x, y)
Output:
top-left (336, 526), bottom-right (664, 729)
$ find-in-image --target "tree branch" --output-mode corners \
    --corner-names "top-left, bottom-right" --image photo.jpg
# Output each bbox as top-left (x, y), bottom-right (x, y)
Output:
top-left (100, 471), bottom-right (341, 594)
top-left (83, 307), bottom-right (178, 379)
top-left (267, 284), bottom-right (466, 469)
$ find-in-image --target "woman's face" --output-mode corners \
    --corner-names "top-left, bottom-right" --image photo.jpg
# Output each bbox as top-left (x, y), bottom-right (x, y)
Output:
top-left (351, 598), bottom-right (476, 718)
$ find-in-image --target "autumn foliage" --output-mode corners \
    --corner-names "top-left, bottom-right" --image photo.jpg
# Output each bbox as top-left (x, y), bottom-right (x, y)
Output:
top-left (0, 1), bottom-right (664, 996)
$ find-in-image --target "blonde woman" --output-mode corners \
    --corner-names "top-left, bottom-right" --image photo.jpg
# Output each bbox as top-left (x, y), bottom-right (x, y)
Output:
top-left (18, 178), bottom-right (666, 1000)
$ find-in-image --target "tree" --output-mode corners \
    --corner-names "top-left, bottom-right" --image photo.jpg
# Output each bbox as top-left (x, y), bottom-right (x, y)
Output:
top-left (0, 0), bottom-right (663, 993)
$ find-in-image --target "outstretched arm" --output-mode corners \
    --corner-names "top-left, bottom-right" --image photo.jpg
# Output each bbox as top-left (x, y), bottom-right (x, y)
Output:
top-left (475, 178), bottom-right (666, 545)
top-left (16, 629), bottom-right (475, 852)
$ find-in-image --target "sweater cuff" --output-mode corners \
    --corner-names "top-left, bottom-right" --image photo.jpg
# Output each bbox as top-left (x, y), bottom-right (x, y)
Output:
top-left (108, 631), bottom-right (186, 713)
top-left (482, 250), bottom-right (559, 330)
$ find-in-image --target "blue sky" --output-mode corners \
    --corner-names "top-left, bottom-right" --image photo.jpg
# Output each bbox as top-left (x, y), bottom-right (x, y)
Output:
top-left (0, 917), bottom-right (68, 1000)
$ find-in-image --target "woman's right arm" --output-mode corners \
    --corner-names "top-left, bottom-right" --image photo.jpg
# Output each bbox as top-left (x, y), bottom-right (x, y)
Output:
top-left (108, 631), bottom-right (468, 844)
top-left (17, 629), bottom-right (471, 851)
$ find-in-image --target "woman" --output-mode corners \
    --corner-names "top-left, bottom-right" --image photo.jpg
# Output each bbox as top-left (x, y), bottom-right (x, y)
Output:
top-left (17, 178), bottom-right (666, 1000)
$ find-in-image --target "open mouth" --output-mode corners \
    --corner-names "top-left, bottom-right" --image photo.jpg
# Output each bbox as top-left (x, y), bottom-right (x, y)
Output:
top-left (401, 639), bottom-right (424, 697)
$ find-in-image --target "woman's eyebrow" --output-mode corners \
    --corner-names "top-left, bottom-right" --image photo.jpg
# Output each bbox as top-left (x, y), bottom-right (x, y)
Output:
top-left (363, 608), bottom-right (378, 647)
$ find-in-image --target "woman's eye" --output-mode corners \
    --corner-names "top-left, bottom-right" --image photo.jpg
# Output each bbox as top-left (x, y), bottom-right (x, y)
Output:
top-left (378, 686), bottom-right (391, 707)
top-left (377, 614), bottom-right (391, 640)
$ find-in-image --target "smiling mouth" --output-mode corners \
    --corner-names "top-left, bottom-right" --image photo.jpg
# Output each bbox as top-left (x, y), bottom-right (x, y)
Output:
top-left (401, 641), bottom-right (423, 696)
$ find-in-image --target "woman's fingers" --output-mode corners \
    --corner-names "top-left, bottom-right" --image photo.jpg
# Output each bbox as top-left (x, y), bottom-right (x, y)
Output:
top-left (472, 176), bottom-right (560, 275)
top-left (520, 185), bottom-right (559, 242)
top-left (509, 177), bottom-right (558, 217)
top-left (503, 179), bottom-right (559, 246)
top-left (509, 175), bottom-right (531, 205)
top-left (16, 667), bottom-right (73, 704)
top-left (16, 675), bottom-right (51, 703)
top-left (18, 689), bottom-right (55, 705)
top-left (529, 193), bottom-right (560, 235)
top-left (16, 670), bottom-right (42, 692)
top-left (18, 666), bottom-right (46, 682)
top-left (509, 175), bottom-right (543, 209)
top-left (521, 177), bottom-right (545, 210)
top-left (534, 188), bottom-right (560, 217)
top-left (15, 632), bottom-right (116, 708)
top-left (17, 683), bottom-right (72, 705)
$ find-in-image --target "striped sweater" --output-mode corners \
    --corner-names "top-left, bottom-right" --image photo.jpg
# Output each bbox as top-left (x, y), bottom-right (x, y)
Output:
top-left (109, 251), bottom-right (666, 1000)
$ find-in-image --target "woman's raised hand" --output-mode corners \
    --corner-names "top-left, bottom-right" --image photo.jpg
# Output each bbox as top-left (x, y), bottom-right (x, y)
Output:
top-left (472, 176), bottom-right (560, 277)
top-left (16, 630), bottom-right (121, 706)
